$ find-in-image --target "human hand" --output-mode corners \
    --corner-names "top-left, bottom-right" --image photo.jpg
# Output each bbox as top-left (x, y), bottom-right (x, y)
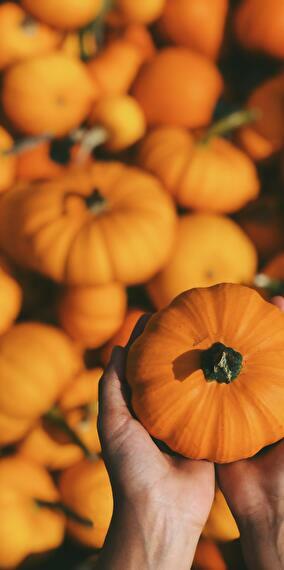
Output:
top-left (97, 315), bottom-right (215, 570)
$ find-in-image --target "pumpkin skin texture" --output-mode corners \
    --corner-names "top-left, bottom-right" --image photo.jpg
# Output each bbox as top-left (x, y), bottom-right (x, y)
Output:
top-left (234, 0), bottom-right (284, 59)
top-left (127, 283), bottom-right (284, 463)
top-left (132, 47), bottom-right (223, 128)
top-left (2, 53), bottom-right (95, 137)
top-left (0, 258), bottom-right (22, 335)
top-left (0, 126), bottom-right (17, 193)
top-left (58, 283), bottom-right (127, 348)
top-left (0, 3), bottom-right (62, 70)
top-left (101, 308), bottom-right (144, 365)
top-left (0, 456), bottom-right (65, 569)
top-left (193, 538), bottom-right (227, 570)
top-left (59, 458), bottom-right (113, 548)
top-left (138, 126), bottom-right (260, 213)
top-left (147, 214), bottom-right (257, 309)
top-left (158, 0), bottom-right (228, 60)
top-left (21, 0), bottom-right (102, 30)
top-left (0, 163), bottom-right (176, 286)
top-left (203, 489), bottom-right (239, 542)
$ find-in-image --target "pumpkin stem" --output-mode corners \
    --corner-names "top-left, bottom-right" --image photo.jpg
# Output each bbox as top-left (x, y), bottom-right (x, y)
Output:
top-left (254, 274), bottom-right (284, 296)
top-left (35, 499), bottom-right (93, 528)
top-left (201, 342), bottom-right (243, 384)
top-left (74, 126), bottom-right (109, 164)
top-left (200, 109), bottom-right (260, 144)
top-left (21, 15), bottom-right (38, 35)
top-left (85, 189), bottom-right (107, 214)
top-left (44, 407), bottom-right (92, 459)
top-left (1, 133), bottom-right (53, 156)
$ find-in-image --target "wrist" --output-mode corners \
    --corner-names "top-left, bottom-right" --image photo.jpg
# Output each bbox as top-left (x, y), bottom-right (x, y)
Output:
top-left (238, 508), bottom-right (284, 570)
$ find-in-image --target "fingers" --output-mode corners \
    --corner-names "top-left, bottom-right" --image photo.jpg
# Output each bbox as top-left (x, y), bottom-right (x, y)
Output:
top-left (271, 296), bottom-right (284, 311)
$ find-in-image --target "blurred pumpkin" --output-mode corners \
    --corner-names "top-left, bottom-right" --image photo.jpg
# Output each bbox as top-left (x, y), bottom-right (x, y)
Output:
top-left (234, 0), bottom-right (284, 59)
top-left (121, 22), bottom-right (156, 61)
top-left (0, 257), bottom-right (22, 334)
top-left (132, 47), bottom-right (223, 128)
top-left (158, 0), bottom-right (228, 60)
top-left (0, 322), bottom-right (82, 446)
top-left (19, 368), bottom-right (102, 469)
top-left (0, 455), bottom-right (65, 568)
top-left (113, 0), bottom-right (166, 24)
top-left (0, 126), bottom-right (17, 192)
top-left (0, 2), bottom-right (62, 69)
top-left (262, 253), bottom-right (284, 280)
top-left (147, 214), bottom-right (257, 309)
top-left (60, 30), bottom-right (97, 60)
top-left (101, 307), bottom-right (144, 365)
top-left (21, 0), bottom-right (102, 30)
top-left (203, 488), bottom-right (239, 542)
top-left (0, 163), bottom-right (176, 286)
top-left (127, 283), bottom-right (284, 462)
top-left (138, 124), bottom-right (259, 213)
top-left (193, 538), bottom-right (227, 570)
top-left (58, 282), bottom-right (127, 348)
top-left (16, 141), bottom-right (65, 181)
top-left (2, 53), bottom-right (96, 137)
top-left (59, 457), bottom-right (113, 548)
top-left (236, 124), bottom-right (276, 162)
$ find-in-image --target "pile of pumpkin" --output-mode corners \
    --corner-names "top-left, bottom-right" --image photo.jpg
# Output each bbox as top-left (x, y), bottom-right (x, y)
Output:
top-left (0, 0), bottom-right (284, 568)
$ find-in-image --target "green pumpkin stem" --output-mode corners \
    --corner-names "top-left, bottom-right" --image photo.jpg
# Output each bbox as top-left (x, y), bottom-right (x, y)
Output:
top-left (35, 499), bottom-right (93, 528)
top-left (44, 407), bottom-right (91, 459)
top-left (201, 342), bottom-right (243, 384)
top-left (200, 109), bottom-right (259, 144)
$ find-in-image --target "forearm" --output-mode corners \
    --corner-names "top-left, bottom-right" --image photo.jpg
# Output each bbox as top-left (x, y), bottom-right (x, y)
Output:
top-left (239, 513), bottom-right (284, 570)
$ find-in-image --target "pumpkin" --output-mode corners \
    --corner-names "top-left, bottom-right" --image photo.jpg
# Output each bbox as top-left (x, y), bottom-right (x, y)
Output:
top-left (58, 283), bottom-right (127, 348)
top-left (0, 126), bottom-right (17, 193)
top-left (147, 214), bottom-right (257, 309)
top-left (101, 307), bottom-right (144, 365)
top-left (263, 253), bottom-right (284, 281)
top-left (193, 538), bottom-right (227, 570)
top-left (127, 283), bottom-right (284, 463)
top-left (113, 0), bottom-right (166, 24)
top-left (2, 53), bottom-right (96, 137)
top-left (19, 368), bottom-right (102, 469)
top-left (21, 0), bottom-right (102, 30)
top-left (0, 455), bottom-right (65, 568)
top-left (236, 124), bottom-right (276, 162)
top-left (158, 0), bottom-right (228, 60)
top-left (0, 322), bottom-right (82, 446)
top-left (16, 141), bottom-right (66, 182)
top-left (60, 30), bottom-right (97, 60)
top-left (0, 163), bottom-right (176, 286)
top-left (0, 3), bottom-right (62, 70)
top-left (138, 125), bottom-right (259, 213)
top-left (89, 95), bottom-right (146, 151)
top-left (120, 22), bottom-right (156, 61)
top-left (0, 257), bottom-right (22, 335)
top-left (203, 489), bottom-right (239, 542)
top-left (132, 47), bottom-right (223, 128)
top-left (234, 0), bottom-right (284, 59)
top-left (59, 458), bottom-right (113, 548)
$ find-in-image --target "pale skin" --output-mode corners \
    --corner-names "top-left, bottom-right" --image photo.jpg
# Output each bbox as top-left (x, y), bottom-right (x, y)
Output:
top-left (95, 298), bottom-right (284, 570)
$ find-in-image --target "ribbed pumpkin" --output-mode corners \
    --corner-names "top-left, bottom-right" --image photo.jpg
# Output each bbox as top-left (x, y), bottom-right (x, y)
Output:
top-left (234, 0), bottom-right (284, 59)
top-left (132, 47), bottom-right (223, 128)
top-left (158, 0), bottom-right (228, 60)
top-left (21, 0), bottom-right (102, 30)
top-left (2, 53), bottom-right (95, 136)
top-left (58, 283), bottom-right (127, 348)
top-left (101, 307), bottom-right (144, 365)
top-left (0, 456), bottom-right (65, 569)
top-left (0, 163), bottom-right (176, 286)
top-left (203, 489), bottom-right (239, 542)
top-left (147, 214), bottom-right (257, 309)
top-left (138, 126), bottom-right (259, 213)
top-left (59, 458), bottom-right (113, 548)
top-left (127, 283), bottom-right (284, 463)
top-left (0, 322), bottom-right (81, 446)
top-left (193, 538), bottom-right (227, 570)
top-left (0, 257), bottom-right (22, 335)
top-left (0, 126), bottom-right (17, 193)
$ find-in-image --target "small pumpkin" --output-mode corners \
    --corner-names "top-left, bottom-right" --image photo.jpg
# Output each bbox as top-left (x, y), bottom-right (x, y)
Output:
top-left (58, 282), bottom-right (127, 348)
top-left (147, 214), bottom-right (257, 309)
top-left (16, 141), bottom-right (66, 182)
top-left (59, 458), bottom-right (113, 548)
top-left (0, 257), bottom-right (22, 335)
top-left (0, 455), bottom-right (65, 569)
top-left (0, 322), bottom-right (82, 446)
top-left (113, 0), bottom-right (166, 24)
top-left (262, 253), bottom-right (284, 281)
top-left (236, 124), bottom-right (276, 162)
top-left (203, 489), bottom-right (239, 542)
top-left (127, 283), bottom-right (284, 463)
top-left (0, 163), bottom-right (176, 286)
top-left (234, 0), bottom-right (284, 59)
top-left (132, 47), bottom-right (223, 128)
top-left (138, 124), bottom-right (259, 213)
top-left (21, 0), bottom-right (102, 30)
top-left (193, 538), bottom-right (227, 570)
top-left (158, 0), bottom-right (228, 60)
top-left (0, 126), bottom-right (17, 192)
top-left (2, 53), bottom-right (96, 137)
top-left (101, 307), bottom-right (144, 365)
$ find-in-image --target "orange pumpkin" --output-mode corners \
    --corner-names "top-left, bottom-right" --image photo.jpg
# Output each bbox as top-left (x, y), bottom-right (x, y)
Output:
top-left (0, 163), bottom-right (176, 286)
top-left (132, 47), bottom-right (223, 128)
top-left (0, 257), bottom-right (22, 335)
top-left (0, 126), bottom-right (17, 192)
top-left (158, 0), bottom-right (228, 60)
top-left (203, 488), bottom-right (239, 542)
top-left (59, 458), bottom-right (113, 548)
top-left (16, 141), bottom-right (65, 181)
top-left (58, 283), bottom-right (127, 348)
top-left (263, 253), bottom-right (284, 281)
top-left (236, 124), bottom-right (276, 162)
top-left (193, 538), bottom-right (227, 570)
top-left (113, 0), bottom-right (166, 24)
top-left (0, 3), bottom-right (61, 70)
top-left (60, 30), bottom-right (97, 60)
top-left (138, 125), bottom-right (259, 213)
top-left (2, 53), bottom-right (96, 137)
top-left (0, 455), bottom-right (65, 568)
top-left (0, 322), bottom-right (82, 446)
top-left (234, 0), bottom-right (284, 59)
top-left (127, 283), bottom-right (284, 462)
top-left (121, 22), bottom-right (156, 61)
top-left (101, 307), bottom-right (144, 365)
top-left (19, 368), bottom-right (102, 469)
top-left (21, 0), bottom-right (102, 30)
top-left (147, 214), bottom-right (257, 309)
